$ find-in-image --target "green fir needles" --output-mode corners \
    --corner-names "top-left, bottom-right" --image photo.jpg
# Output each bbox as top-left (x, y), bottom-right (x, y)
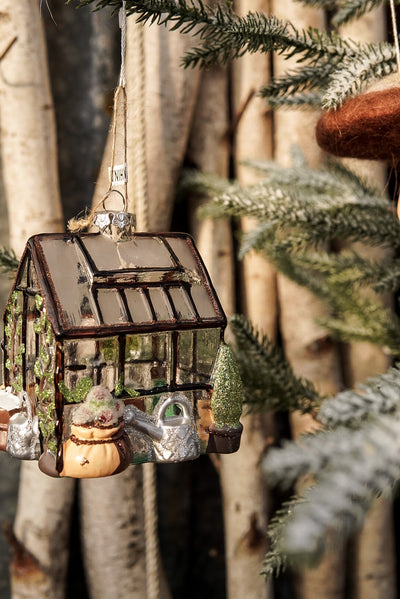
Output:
top-left (230, 315), bottom-right (321, 414)
top-left (76, 0), bottom-right (396, 108)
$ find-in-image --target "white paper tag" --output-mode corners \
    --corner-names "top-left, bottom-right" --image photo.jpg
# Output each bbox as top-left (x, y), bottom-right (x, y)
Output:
top-left (109, 163), bottom-right (128, 186)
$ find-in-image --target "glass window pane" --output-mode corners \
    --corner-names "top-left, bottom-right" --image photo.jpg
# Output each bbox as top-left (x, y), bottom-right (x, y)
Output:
top-left (125, 333), bottom-right (171, 391)
top-left (165, 237), bottom-right (201, 274)
top-left (148, 288), bottom-right (174, 321)
top-left (168, 287), bottom-right (196, 321)
top-left (196, 329), bottom-right (220, 382)
top-left (177, 330), bottom-right (194, 384)
top-left (82, 235), bottom-right (175, 271)
top-left (29, 261), bottom-right (39, 292)
top-left (17, 258), bottom-right (28, 288)
top-left (62, 337), bottom-right (119, 398)
top-left (40, 238), bottom-right (99, 328)
top-left (190, 286), bottom-right (219, 320)
top-left (97, 289), bottom-right (128, 325)
top-left (125, 289), bottom-right (153, 323)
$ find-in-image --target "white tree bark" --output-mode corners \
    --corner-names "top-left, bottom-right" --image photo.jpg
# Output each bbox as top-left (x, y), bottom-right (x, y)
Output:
top-left (217, 0), bottom-right (276, 597)
top-left (127, 22), bottom-right (202, 230)
top-left (0, 4), bottom-right (73, 599)
top-left (0, 0), bottom-right (63, 256)
top-left (271, 1), bottom-right (345, 597)
top-left (80, 470), bottom-right (147, 599)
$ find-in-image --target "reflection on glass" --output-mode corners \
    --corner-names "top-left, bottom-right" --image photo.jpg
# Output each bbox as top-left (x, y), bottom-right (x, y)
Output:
top-left (41, 238), bottom-right (98, 328)
top-left (165, 237), bottom-right (200, 274)
top-left (124, 333), bottom-right (171, 391)
top-left (29, 261), bottom-right (39, 291)
top-left (148, 288), bottom-right (174, 321)
top-left (190, 286), bottom-right (218, 320)
top-left (83, 235), bottom-right (174, 271)
top-left (196, 328), bottom-right (220, 382)
top-left (125, 289), bottom-right (153, 323)
top-left (177, 330), bottom-right (193, 384)
top-left (17, 258), bottom-right (28, 288)
top-left (63, 338), bottom-right (119, 394)
top-left (168, 287), bottom-right (196, 321)
top-left (97, 288), bottom-right (128, 324)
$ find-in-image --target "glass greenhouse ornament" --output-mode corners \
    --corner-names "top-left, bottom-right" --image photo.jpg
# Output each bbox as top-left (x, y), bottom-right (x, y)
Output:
top-left (0, 200), bottom-right (243, 478)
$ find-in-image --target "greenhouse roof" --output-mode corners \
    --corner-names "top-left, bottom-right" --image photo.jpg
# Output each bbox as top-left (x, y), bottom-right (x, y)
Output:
top-left (14, 233), bottom-right (226, 338)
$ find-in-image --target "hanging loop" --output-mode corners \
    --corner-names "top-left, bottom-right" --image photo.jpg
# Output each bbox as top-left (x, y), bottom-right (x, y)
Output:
top-left (102, 188), bottom-right (127, 212)
top-left (93, 189), bottom-right (136, 242)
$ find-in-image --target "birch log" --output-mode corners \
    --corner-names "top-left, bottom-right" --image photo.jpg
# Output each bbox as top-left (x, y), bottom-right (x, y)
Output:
top-left (0, 3), bottom-right (74, 599)
top-left (271, 1), bottom-right (345, 597)
top-left (214, 0), bottom-right (277, 596)
top-left (338, 10), bottom-right (396, 599)
top-left (82, 17), bottom-right (201, 599)
top-left (0, 1), bottom-right (63, 254)
top-left (186, 63), bottom-right (250, 599)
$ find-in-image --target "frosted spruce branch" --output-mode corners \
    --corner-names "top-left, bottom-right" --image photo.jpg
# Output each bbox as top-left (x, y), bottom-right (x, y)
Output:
top-left (263, 413), bottom-right (400, 569)
top-left (230, 315), bottom-right (321, 413)
top-left (319, 368), bottom-right (400, 426)
top-left (322, 43), bottom-right (396, 108)
top-left (187, 172), bottom-right (400, 250)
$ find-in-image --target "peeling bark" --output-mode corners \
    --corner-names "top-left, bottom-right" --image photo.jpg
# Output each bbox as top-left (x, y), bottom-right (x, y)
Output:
top-left (11, 463), bottom-right (74, 599)
top-left (80, 469), bottom-right (147, 599)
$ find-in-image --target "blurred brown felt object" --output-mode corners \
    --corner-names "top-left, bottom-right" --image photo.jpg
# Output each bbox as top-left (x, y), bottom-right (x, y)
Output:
top-left (316, 73), bottom-right (400, 160)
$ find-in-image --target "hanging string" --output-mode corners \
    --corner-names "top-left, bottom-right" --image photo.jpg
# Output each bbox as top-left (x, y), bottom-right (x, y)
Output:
top-left (68, 2), bottom-right (128, 232)
top-left (119, 1), bottom-right (127, 87)
top-left (390, 0), bottom-right (400, 74)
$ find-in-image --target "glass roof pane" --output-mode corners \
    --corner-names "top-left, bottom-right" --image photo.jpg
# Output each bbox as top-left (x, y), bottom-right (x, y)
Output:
top-left (190, 285), bottom-right (218, 320)
top-left (168, 287), bottom-right (196, 321)
top-left (148, 288), bottom-right (174, 321)
top-left (125, 289), bottom-right (153, 323)
top-left (82, 235), bottom-right (175, 271)
top-left (97, 289), bottom-right (129, 325)
top-left (165, 237), bottom-right (201, 274)
top-left (40, 238), bottom-right (99, 328)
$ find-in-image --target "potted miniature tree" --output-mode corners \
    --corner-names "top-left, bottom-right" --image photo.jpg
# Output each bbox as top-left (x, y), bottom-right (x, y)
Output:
top-left (208, 343), bottom-right (243, 453)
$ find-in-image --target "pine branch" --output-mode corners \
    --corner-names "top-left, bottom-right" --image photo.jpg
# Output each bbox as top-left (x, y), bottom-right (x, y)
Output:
top-left (230, 315), bottom-right (321, 413)
top-left (318, 368), bottom-right (400, 427)
top-left (75, 0), bottom-right (358, 66)
top-left (203, 186), bottom-right (400, 250)
top-left (322, 42), bottom-right (396, 108)
top-left (263, 412), bottom-right (400, 568)
top-left (259, 60), bottom-right (336, 106)
top-left (0, 247), bottom-right (18, 274)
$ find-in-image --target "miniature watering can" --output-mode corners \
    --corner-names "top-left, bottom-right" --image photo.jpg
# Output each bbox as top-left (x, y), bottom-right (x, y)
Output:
top-left (7, 392), bottom-right (40, 460)
top-left (127, 393), bottom-right (200, 463)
